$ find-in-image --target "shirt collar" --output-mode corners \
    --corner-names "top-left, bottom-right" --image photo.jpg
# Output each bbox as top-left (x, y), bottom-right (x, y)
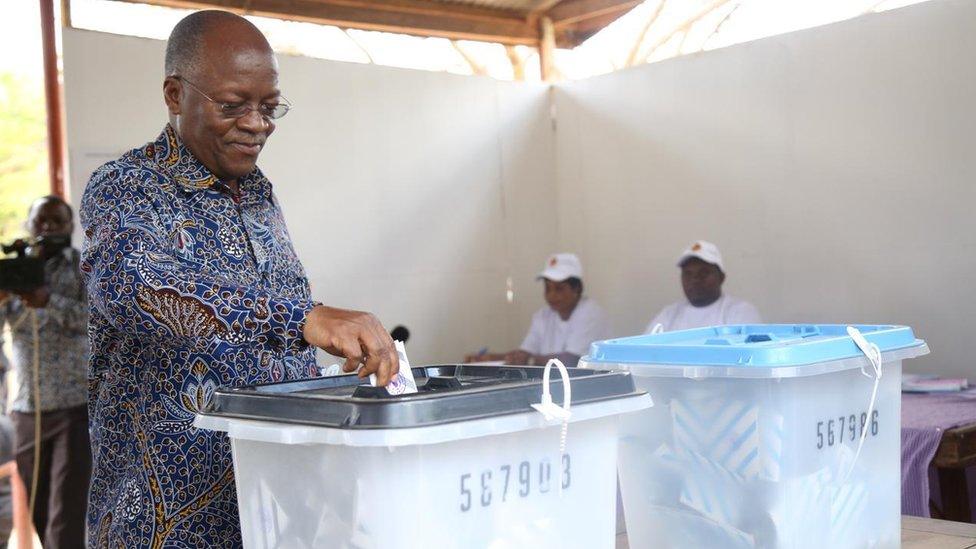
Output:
top-left (144, 124), bottom-right (273, 207)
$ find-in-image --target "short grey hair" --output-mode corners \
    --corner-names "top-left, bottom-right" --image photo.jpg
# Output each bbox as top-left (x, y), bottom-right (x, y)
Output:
top-left (164, 10), bottom-right (257, 76)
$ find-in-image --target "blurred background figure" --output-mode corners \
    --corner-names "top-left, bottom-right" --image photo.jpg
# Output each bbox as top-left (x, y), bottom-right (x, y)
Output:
top-left (466, 253), bottom-right (609, 367)
top-left (645, 240), bottom-right (760, 333)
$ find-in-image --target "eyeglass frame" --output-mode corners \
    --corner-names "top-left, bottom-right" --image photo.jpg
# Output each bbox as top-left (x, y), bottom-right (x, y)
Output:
top-left (174, 76), bottom-right (292, 121)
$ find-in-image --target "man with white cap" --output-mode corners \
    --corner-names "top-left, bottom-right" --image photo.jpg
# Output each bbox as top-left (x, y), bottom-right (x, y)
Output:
top-left (644, 241), bottom-right (761, 333)
top-left (466, 253), bottom-right (609, 366)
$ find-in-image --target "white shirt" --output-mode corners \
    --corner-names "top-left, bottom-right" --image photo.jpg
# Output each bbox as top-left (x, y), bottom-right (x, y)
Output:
top-left (520, 297), bottom-right (610, 357)
top-left (644, 295), bottom-right (761, 333)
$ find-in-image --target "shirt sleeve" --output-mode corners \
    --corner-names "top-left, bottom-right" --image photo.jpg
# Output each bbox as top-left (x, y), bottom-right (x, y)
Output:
top-left (727, 300), bottom-right (762, 325)
top-left (35, 286), bottom-right (88, 336)
top-left (519, 308), bottom-right (545, 354)
top-left (80, 168), bottom-right (316, 349)
top-left (564, 301), bottom-right (610, 356)
top-left (0, 301), bottom-right (9, 368)
top-left (0, 335), bottom-right (7, 373)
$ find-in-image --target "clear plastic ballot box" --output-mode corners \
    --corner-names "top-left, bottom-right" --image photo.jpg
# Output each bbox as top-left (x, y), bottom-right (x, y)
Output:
top-left (195, 364), bottom-right (652, 548)
top-left (581, 324), bottom-right (928, 549)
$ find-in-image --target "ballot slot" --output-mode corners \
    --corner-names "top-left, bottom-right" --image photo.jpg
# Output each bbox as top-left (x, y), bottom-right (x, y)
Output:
top-left (204, 364), bottom-right (641, 429)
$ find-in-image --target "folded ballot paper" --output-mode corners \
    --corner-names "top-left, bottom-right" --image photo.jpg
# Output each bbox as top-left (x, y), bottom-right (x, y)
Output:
top-left (370, 340), bottom-right (418, 395)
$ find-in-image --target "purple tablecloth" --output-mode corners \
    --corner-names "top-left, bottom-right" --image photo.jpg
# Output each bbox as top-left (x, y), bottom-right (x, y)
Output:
top-left (902, 390), bottom-right (976, 517)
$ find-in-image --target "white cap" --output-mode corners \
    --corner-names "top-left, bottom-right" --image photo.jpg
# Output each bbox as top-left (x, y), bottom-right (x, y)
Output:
top-left (537, 253), bottom-right (583, 282)
top-left (677, 240), bottom-right (724, 272)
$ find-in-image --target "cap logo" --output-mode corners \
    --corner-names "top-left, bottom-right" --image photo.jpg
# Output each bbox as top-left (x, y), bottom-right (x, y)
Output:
top-left (549, 257), bottom-right (558, 267)
top-left (691, 243), bottom-right (702, 251)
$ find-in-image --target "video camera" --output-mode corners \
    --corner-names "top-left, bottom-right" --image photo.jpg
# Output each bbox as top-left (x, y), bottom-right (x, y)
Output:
top-left (0, 235), bottom-right (70, 293)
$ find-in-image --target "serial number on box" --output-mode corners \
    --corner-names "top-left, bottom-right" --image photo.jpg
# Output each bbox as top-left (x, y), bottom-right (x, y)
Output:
top-left (459, 455), bottom-right (571, 512)
top-left (816, 410), bottom-right (879, 449)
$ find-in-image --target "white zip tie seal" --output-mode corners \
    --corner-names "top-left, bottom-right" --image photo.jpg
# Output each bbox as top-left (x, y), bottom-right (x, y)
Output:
top-left (531, 358), bottom-right (572, 456)
top-left (844, 326), bottom-right (883, 482)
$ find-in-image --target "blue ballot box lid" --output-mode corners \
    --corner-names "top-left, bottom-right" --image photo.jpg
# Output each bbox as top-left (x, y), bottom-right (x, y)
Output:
top-left (585, 324), bottom-right (927, 372)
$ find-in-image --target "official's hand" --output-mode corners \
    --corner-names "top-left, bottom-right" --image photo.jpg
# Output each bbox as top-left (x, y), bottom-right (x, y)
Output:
top-left (503, 350), bottom-right (531, 365)
top-left (302, 305), bottom-right (400, 386)
top-left (16, 287), bottom-right (50, 309)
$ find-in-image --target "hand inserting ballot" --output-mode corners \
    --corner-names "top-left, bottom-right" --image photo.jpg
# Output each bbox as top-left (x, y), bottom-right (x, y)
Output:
top-left (302, 305), bottom-right (400, 387)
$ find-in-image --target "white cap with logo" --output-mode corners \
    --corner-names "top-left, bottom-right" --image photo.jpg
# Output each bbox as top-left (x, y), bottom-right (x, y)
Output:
top-left (677, 240), bottom-right (724, 272)
top-left (537, 253), bottom-right (583, 282)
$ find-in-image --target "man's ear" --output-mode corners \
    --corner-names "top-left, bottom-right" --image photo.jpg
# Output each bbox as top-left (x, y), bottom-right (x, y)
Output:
top-left (163, 77), bottom-right (182, 116)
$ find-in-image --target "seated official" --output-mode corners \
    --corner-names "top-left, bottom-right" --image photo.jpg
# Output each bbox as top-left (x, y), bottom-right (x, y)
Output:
top-left (466, 253), bottom-right (610, 366)
top-left (645, 240), bottom-right (761, 333)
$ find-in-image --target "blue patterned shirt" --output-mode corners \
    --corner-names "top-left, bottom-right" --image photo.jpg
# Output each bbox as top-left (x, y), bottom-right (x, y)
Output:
top-left (81, 125), bottom-right (318, 547)
top-left (0, 247), bottom-right (89, 412)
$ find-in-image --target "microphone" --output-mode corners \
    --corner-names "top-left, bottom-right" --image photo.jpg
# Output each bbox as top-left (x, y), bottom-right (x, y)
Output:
top-left (390, 325), bottom-right (410, 343)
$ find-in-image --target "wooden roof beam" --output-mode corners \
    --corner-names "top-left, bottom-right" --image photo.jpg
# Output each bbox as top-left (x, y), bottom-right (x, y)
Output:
top-left (120, 0), bottom-right (643, 48)
top-left (120, 0), bottom-right (541, 45)
top-left (552, 9), bottom-right (631, 46)
top-left (544, 0), bottom-right (641, 27)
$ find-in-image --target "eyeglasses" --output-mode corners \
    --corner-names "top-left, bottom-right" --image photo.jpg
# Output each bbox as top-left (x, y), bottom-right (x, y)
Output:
top-left (177, 76), bottom-right (291, 120)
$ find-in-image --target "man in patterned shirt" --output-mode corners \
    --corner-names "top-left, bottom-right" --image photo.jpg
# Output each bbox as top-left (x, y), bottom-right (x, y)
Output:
top-left (80, 10), bottom-right (399, 547)
top-left (0, 195), bottom-right (90, 548)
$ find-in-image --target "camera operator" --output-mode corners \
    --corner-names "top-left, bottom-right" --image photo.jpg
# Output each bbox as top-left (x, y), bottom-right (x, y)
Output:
top-left (0, 196), bottom-right (89, 548)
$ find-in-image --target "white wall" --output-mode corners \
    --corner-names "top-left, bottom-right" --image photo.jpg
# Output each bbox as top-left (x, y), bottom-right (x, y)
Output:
top-left (64, 0), bottom-right (976, 378)
top-left (63, 28), bottom-right (558, 365)
top-left (554, 0), bottom-right (975, 377)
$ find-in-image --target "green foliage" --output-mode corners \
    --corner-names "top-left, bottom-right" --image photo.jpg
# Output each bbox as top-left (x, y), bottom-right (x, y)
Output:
top-left (0, 72), bottom-right (49, 242)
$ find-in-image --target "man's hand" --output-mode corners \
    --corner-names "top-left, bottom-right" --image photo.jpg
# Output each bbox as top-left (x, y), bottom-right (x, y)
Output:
top-left (16, 287), bottom-right (50, 309)
top-left (302, 305), bottom-right (400, 386)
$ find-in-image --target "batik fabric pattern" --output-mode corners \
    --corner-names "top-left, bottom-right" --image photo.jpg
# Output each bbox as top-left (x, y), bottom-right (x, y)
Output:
top-left (81, 124), bottom-right (317, 548)
top-left (0, 247), bottom-right (90, 412)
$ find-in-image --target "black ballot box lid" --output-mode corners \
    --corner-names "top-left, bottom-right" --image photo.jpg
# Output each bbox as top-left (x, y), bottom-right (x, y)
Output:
top-left (202, 365), bottom-right (645, 430)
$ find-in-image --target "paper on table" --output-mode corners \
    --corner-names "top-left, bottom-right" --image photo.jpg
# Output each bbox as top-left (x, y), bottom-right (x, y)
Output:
top-left (902, 374), bottom-right (969, 393)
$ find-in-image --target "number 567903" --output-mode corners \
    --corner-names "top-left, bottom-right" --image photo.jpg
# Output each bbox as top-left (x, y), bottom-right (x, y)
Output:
top-left (459, 455), bottom-right (571, 512)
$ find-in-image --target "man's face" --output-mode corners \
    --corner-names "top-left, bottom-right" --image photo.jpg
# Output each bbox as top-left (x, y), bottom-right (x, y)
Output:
top-left (680, 258), bottom-right (724, 307)
top-left (27, 200), bottom-right (72, 240)
top-left (166, 36), bottom-right (280, 182)
top-left (544, 278), bottom-right (581, 318)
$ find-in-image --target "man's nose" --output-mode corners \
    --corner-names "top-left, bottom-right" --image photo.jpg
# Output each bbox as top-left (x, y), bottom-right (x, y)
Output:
top-left (237, 109), bottom-right (270, 133)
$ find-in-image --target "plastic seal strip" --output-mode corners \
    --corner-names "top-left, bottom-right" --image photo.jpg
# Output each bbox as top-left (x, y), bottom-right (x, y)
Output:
top-left (531, 358), bottom-right (572, 457)
top-left (844, 326), bottom-right (883, 481)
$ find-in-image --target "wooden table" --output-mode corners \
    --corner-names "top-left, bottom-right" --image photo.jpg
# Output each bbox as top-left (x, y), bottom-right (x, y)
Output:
top-left (932, 423), bottom-right (976, 522)
top-left (614, 516), bottom-right (976, 548)
top-left (900, 516), bottom-right (976, 549)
